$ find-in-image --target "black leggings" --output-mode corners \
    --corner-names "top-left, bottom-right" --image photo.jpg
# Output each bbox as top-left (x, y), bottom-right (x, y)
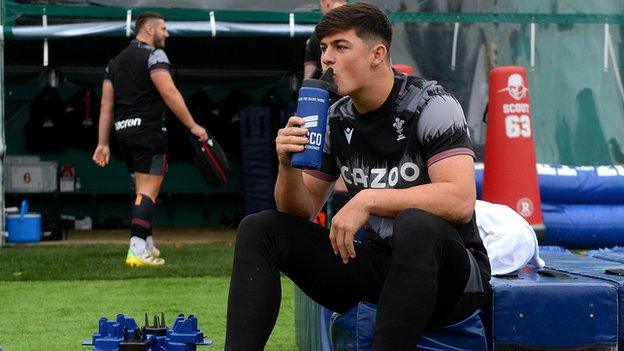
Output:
top-left (225, 209), bottom-right (489, 351)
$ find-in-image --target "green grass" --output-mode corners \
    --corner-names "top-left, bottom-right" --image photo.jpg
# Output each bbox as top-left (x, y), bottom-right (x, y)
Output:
top-left (0, 244), bottom-right (235, 281)
top-left (0, 244), bottom-right (298, 350)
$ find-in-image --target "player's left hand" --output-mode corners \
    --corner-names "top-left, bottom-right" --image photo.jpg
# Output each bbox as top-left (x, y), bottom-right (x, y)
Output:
top-left (191, 124), bottom-right (208, 143)
top-left (329, 191), bottom-right (371, 264)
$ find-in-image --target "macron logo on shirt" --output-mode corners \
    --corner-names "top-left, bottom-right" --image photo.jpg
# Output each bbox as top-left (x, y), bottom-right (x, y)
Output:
top-left (303, 115), bottom-right (319, 128)
top-left (344, 127), bottom-right (354, 144)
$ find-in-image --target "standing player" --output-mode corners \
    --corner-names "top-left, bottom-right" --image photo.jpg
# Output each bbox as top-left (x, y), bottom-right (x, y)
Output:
top-left (93, 12), bottom-right (208, 267)
top-left (304, 0), bottom-right (347, 79)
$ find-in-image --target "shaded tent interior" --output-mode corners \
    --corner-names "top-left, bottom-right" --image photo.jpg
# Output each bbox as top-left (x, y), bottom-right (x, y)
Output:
top-left (4, 32), bottom-right (308, 227)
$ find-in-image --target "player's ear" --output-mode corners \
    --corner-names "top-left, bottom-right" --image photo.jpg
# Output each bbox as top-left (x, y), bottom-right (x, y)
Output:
top-left (145, 20), bottom-right (154, 35)
top-left (370, 43), bottom-right (387, 68)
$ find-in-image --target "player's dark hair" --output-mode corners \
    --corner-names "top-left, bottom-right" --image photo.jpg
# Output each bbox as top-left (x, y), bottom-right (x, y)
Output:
top-left (316, 2), bottom-right (392, 50)
top-left (135, 12), bottom-right (164, 33)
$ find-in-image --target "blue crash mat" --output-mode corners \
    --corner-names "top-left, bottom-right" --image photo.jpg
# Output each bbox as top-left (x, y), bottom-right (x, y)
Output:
top-left (330, 302), bottom-right (487, 351)
top-left (542, 251), bottom-right (624, 349)
top-left (491, 266), bottom-right (618, 350)
top-left (588, 247), bottom-right (624, 264)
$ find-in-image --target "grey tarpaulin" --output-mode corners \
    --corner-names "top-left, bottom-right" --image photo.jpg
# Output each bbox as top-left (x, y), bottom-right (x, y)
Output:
top-left (8, 0), bottom-right (317, 12)
top-left (10, 21), bottom-right (315, 39)
top-left (389, 0), bottom-right (624, 165)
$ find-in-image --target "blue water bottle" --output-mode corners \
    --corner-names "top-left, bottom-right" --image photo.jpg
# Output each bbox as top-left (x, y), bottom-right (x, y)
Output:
top-left (291, 68), bottom-right (338, 170)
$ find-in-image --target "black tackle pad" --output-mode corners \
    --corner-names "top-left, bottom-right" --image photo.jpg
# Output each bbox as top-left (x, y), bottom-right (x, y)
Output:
top-left (189, 131), bottom-right (231, 187)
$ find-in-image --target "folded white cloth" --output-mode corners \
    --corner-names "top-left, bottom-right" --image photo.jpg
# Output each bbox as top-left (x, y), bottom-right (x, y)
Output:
top-left (475, 200), bottom-right (545, 275)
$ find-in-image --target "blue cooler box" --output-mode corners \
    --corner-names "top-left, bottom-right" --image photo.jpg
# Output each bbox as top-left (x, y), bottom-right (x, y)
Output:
top-left (6, 212), bottom-right (41, 243)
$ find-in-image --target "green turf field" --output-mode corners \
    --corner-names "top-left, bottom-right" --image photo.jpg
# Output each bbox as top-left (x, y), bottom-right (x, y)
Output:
top-left (0, 244), bottom-right (297, 350)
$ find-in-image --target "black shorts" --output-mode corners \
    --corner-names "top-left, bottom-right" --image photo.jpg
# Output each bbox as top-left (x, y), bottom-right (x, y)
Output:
top-left (117, 131), bottom-right (168, 175)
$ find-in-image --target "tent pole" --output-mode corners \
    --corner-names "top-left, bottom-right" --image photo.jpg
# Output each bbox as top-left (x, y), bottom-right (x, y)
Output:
top-left (0, 0), bottom-right (6, 246)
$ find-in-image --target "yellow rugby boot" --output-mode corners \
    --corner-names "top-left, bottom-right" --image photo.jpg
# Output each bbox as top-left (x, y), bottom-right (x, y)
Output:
top-left (125, 248), bottom-right (165, 267)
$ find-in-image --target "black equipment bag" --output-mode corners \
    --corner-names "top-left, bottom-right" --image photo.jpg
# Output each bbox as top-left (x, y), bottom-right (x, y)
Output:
top-left (26, 85), bottom-right (67, 151)
top-left (189, 131), bottom-right (231, 187)
top-left (65, 87), bottom-right (100, 151)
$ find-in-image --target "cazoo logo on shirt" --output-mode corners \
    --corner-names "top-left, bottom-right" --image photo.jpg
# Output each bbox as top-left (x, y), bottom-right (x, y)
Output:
top-left (340, 162), bottom-right (420, 188)
top-left (115, 117), bottom-right (142, 131)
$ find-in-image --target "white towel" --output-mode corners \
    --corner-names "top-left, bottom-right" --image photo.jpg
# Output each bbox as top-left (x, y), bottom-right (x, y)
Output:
top-left (475, 200), bottom-right (545, 275)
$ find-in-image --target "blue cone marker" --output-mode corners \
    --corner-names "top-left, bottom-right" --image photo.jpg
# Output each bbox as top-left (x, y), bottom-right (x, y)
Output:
top-left (291, 68), bottom-right (338, 170)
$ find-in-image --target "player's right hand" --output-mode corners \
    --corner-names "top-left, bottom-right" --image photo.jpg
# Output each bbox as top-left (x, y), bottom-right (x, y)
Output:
top-left (276, 116), bottom-right (309, 168)
top-left (92, 145), bottom-right (110, 167)
top-left (190, 124), bottom-right (208, 143)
